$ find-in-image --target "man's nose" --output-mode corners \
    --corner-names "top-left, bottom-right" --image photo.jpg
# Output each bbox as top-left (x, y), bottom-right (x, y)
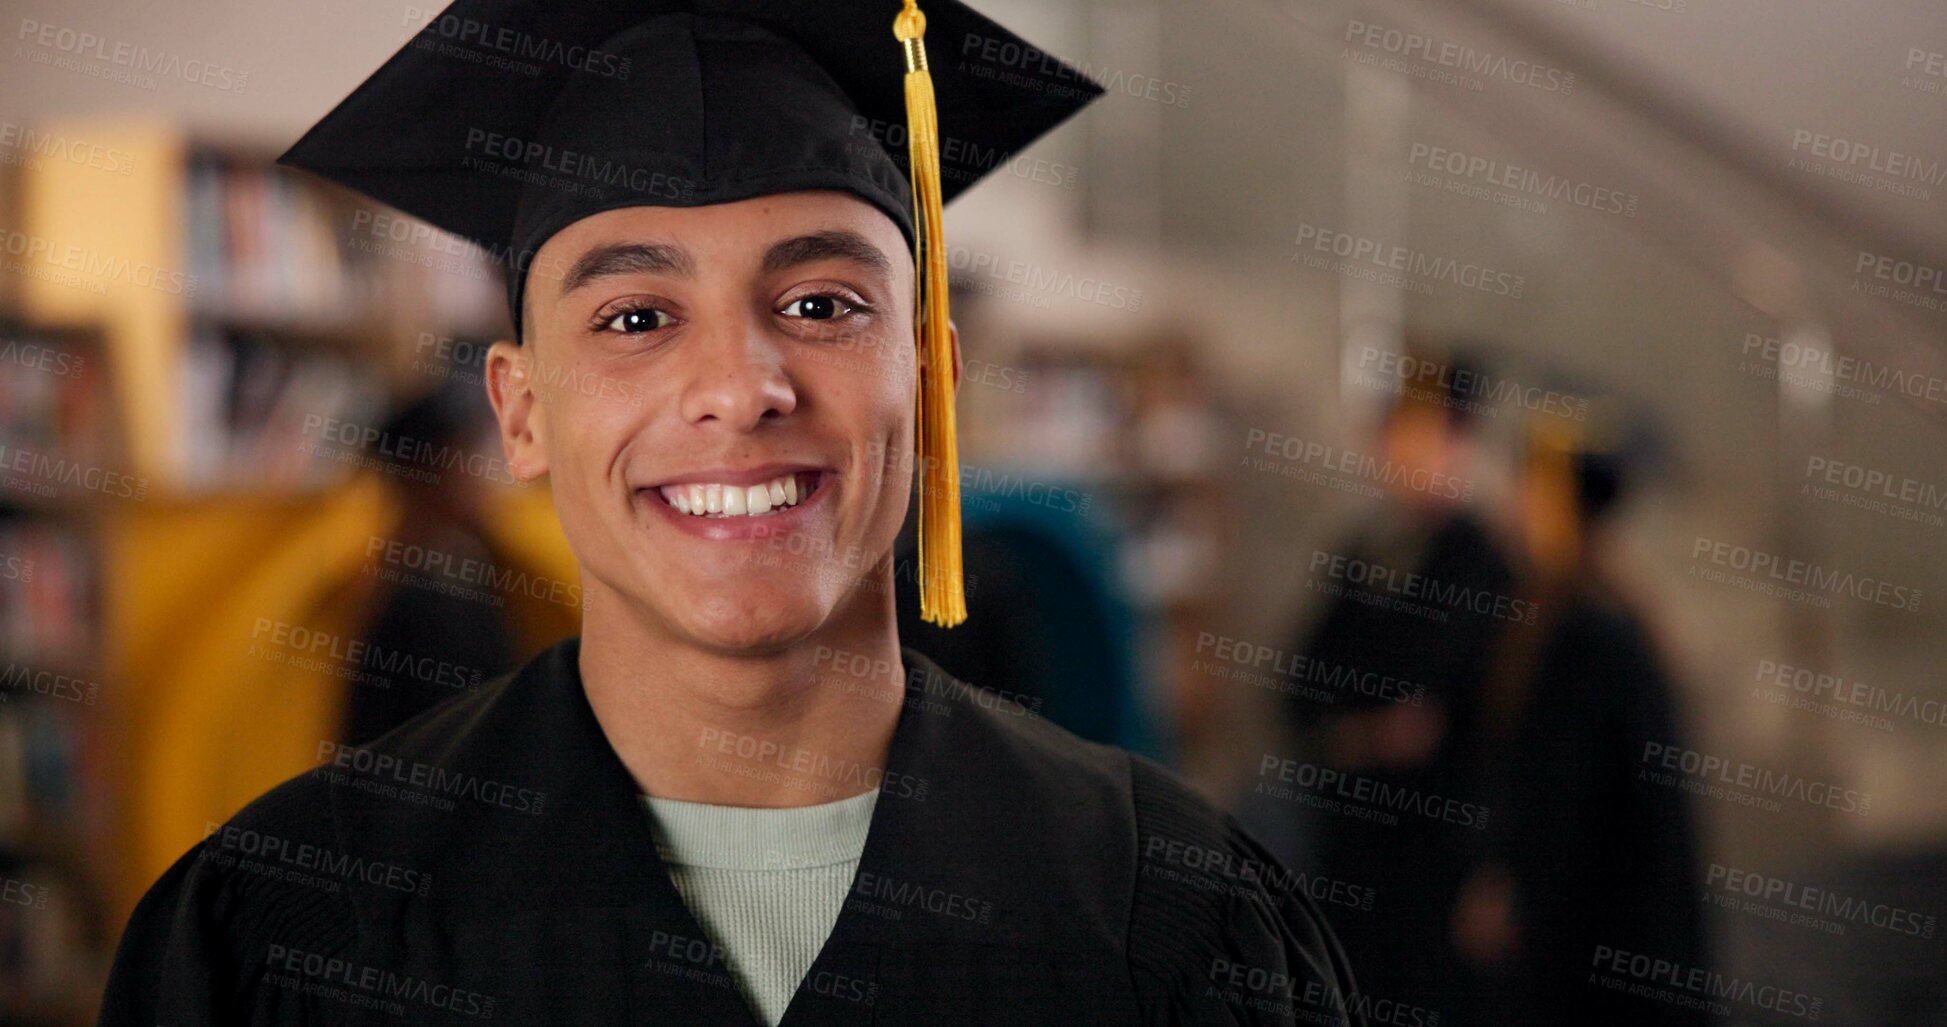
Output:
top-left (676, 318), bottom-right (800, 431)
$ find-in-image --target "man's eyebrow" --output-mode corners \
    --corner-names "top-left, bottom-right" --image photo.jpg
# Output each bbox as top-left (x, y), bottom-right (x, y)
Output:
top-left (761, 230), bottom-right (895, 281)
top-left (561, 242), bottom-right (696, 293)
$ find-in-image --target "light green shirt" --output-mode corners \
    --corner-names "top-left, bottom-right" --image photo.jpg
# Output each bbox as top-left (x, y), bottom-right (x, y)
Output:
top-left (642, 788), bottom-right (879, 1027)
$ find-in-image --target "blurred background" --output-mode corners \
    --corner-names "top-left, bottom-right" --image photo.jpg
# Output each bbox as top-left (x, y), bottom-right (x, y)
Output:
top-left (1, 0), bottom-right (1944, 1022)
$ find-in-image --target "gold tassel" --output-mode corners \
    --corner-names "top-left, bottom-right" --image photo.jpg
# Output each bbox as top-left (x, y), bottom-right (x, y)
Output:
top-left (894, 1), bottom-right (966, 627)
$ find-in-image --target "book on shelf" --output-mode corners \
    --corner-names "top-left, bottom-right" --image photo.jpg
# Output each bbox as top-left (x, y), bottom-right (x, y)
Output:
top-left (0, 326), bottom-right (109, 489)
top-left (177, 325), bottom-right (386, 492)
top-left (0, 519), bottom-right (94, 671)
top-left (185, 151), bottom-right (503, 337)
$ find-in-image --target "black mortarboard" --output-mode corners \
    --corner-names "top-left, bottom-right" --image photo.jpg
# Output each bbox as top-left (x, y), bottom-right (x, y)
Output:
top-left (277, 0), bottom-right (1101, 335)
top-left (279, 0), bottom-right (1105, 627)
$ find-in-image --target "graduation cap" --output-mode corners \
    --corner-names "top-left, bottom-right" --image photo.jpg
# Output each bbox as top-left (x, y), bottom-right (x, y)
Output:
top-left (279, 0), bottom-right (1106, 627)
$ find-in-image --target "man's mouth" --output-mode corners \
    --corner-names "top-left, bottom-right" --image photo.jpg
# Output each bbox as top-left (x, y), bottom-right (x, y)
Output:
top-left (651, 471), bottom-right (825, 519)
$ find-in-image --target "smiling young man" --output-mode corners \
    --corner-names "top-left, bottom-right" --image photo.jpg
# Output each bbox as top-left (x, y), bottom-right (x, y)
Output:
top-left (99, 2), bottom-right (1363, 1025)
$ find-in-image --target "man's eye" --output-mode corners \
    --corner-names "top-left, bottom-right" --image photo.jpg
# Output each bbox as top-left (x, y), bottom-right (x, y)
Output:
top-left (781, 295), bottom-right (855, 321)
top-left (604, 307), bottom-right (672, 333)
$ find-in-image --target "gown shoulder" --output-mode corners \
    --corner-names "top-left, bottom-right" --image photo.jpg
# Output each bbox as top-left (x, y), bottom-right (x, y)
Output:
top-left (98, 769), bottom-right (361, 1026)
top-left (1125, 755), bottom-right (1368, 1027)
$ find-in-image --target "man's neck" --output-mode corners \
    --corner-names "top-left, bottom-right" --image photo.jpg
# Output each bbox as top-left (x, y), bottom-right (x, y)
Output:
top-left (576, 576), bottom-right (908, 808)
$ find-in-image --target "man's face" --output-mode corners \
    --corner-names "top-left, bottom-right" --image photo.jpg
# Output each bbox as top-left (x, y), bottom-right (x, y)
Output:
top-left (486, 191), bottom-right (923, 654)
top-left (1381, 402), bottom-right (1468, 516)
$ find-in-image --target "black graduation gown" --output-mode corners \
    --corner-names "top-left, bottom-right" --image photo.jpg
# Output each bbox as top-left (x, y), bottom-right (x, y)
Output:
top-left (1458, 589), bottom-right (1710, 1027)
top-left (1277, 512), bottom-right (1516, 1019)
top-left (100, 637), bottom-right (1365, 1026)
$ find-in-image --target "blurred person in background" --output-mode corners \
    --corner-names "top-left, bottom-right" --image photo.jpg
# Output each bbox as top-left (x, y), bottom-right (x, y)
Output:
top-left (1445, 402), bottom-right (1708, 1026)
top-left (893, 474), bottom-right (1165, 758)
top-left (1276, 347), bottom-right (1517, 1021)
top-left (342, 357), bottom-right (519, 744)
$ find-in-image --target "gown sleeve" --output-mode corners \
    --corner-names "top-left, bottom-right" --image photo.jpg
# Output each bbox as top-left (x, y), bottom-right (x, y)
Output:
top-left (98, 785), bottom-right (361, 1027)
top-left (97, 842), bottom-right (235, 1026)
top-left (1598, 612), bottom-right (1711, 1023)
top-left (1127, 756), bottom-right (1368, 1027)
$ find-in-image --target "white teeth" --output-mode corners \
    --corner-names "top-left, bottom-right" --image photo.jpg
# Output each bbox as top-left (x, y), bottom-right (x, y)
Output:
top-left (655, 473), bottom-right (814, 518)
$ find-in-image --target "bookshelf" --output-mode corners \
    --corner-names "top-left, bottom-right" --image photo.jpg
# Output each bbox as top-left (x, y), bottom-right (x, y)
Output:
top-left (0, 121), bottom-right (560, 1026)
top-left (15, 121), bottom-right (506, 492)
top-left (0, 321), bottom-right (120, 1027)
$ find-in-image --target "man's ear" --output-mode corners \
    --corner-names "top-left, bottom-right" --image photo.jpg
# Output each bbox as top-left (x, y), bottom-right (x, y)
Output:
top-left (948, 318), bottom-right (963, 396)
top-left (484, 339), bottom-right (549, 481)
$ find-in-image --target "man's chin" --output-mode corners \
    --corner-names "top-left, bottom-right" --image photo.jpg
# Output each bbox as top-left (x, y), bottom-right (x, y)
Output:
top-left (671, 590), bottom-right (837, 656)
